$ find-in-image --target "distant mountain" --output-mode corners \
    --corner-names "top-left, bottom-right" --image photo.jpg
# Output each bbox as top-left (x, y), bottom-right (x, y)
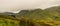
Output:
top-left (45, 6), bottom-right (60, 21)
top-left (45, 6), bottom-right (60, 12)
top-left (16, 9), bottom-right (46, 20)
top-left (18, 10), bottom-right (29, 15)
top-left (16, 6), bottom-right (60, 20)
top-left (0, 6), bottom-right (60, 21)
top-left (0, 12), bottom-right (17, 18)
top-left (45, 6), bottom-right (60, 16)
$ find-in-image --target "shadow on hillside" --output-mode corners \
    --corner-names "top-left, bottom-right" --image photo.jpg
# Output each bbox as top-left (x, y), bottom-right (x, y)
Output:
top-left (19, 18), bottom-right (53, 26)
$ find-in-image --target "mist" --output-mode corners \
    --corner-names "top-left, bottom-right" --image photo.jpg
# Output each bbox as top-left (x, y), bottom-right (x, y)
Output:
top-left (0, 0), bottom-right (60, 13)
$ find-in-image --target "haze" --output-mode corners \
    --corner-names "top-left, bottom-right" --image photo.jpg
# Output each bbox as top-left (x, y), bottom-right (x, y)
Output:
top-left (0, 0), bottom-right (60, 13)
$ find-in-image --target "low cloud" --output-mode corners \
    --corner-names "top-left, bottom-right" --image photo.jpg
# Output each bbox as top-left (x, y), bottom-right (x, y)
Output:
top-left (0, 0), bottom-right (60, 13)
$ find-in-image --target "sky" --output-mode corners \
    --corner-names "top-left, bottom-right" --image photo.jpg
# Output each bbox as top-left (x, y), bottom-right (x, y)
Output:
top-left (0, 0), bottom-right (60, 13)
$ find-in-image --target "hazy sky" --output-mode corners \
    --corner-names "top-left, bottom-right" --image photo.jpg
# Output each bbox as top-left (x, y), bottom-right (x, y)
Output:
top-left (0, 0), bottom-right (60, 13)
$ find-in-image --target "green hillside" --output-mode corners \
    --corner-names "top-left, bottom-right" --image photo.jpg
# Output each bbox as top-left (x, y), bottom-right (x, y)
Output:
top-left (0, 6), bottom-right (60, 26)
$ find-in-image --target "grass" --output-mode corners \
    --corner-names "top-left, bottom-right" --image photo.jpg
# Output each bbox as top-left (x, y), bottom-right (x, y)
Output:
top-left (0, 17), bottom-right (60, 26)
top-left (0, 18), bottom-right (19, 26)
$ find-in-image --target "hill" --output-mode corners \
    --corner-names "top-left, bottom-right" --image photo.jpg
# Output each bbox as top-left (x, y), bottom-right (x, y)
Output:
top-left (0, 6), bottom-right (60, 26)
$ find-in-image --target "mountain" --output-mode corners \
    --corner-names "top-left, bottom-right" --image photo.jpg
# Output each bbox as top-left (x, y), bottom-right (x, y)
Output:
top-left (0, 6), bottom-right (60, 26)
top-left (16, 8), bottom-right (48, 20)
top-left (16, 6), bottom-right (60, 21)
top-left (45, 6), bottom-right (60, 12)
top-left (45, 6), bottom-right (60, 21)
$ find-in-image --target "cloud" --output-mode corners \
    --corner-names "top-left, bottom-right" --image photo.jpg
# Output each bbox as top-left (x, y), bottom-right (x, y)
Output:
top-left (0, 0), bottom-right (60, 13)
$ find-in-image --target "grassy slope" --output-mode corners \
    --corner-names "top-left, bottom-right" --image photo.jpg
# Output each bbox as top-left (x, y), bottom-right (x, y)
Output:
top-left (0, 6), bottom-right (60, 26)
top-left (0, 14), bottom-right (20, 26)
